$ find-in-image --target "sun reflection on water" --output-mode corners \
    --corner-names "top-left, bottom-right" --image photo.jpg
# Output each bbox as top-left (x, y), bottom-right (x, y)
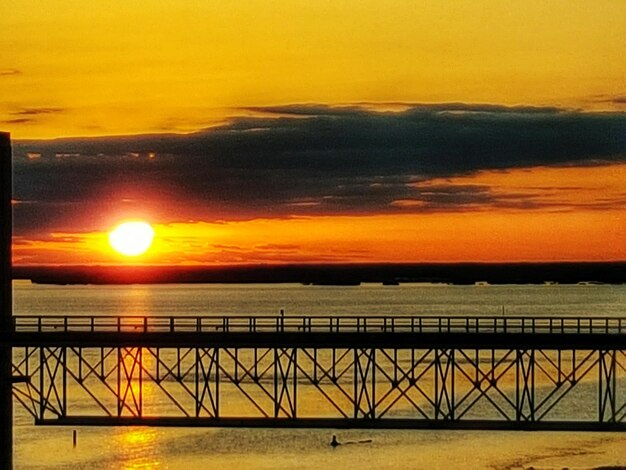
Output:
top-left (121, 285), bottom-right (154, 317)
top-left (115, 427), bottom-right (161, 469)
top-left (123, 462), bottom-right (160, 470)
top-left (121, 428), bottom-right (156, 446)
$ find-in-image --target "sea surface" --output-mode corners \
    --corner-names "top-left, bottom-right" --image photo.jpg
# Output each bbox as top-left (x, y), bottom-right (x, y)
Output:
top-left (11, 282), bottom-right (626, 470)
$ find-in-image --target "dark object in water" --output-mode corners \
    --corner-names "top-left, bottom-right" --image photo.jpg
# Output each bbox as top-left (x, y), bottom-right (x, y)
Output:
top-left (344, 439), bottom-right (373, 445)
top-left (330, 434), bottom-right (373, 447)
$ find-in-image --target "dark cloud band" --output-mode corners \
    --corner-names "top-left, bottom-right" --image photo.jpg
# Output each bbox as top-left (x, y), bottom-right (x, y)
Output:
top-left (11, 103), bottom-right (626, 233)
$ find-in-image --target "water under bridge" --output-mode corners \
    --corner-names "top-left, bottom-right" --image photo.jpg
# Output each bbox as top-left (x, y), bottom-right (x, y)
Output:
top-left (6, 314), bottom-right (626, 432)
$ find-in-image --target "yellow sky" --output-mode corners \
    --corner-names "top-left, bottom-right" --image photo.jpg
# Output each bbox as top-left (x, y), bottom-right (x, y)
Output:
top-left (2, 0), bottom-right (625, 138)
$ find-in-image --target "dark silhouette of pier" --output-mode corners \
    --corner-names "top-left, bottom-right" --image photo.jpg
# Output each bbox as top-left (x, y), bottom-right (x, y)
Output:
top-left (7, 314), bottom-right (626, 433)
top-left (1, 132), bottom-right (13, 470)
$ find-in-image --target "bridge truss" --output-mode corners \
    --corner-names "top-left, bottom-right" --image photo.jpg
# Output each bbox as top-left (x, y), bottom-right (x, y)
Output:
top-left (9, 315), bottom-right (626, 430)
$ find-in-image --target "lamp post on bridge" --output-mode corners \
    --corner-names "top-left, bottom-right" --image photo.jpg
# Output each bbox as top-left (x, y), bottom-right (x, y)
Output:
top-left (0, 132), bottom-right (13, 469)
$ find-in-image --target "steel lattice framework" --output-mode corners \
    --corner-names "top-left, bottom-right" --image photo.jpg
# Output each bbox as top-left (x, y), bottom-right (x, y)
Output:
top-left (8, 315), bottom-right (626, 430)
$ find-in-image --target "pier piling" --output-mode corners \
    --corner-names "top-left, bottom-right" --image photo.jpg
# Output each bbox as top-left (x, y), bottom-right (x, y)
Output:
top-left (1, 132), bottom-right (13, 469)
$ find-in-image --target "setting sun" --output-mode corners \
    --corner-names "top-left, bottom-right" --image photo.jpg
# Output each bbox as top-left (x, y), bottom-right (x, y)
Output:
top-left (108, 221), bottom-right (155, 257)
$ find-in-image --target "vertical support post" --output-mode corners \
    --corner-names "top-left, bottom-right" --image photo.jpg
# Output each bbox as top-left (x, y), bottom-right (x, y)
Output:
top-left (599, 349), bottom-right (616, 423)
top-left (195, 347), bottom-right (219, 418)
top-left (0, 132), bottom-right (13, 469)
top-left (273, 348), bottom-right (278, 417)
top-left (516, 349), bottom-right (535, 422)
top-left (62, 347), bottom-right (67, 418)
top-left (353, 348), bottom-right (375, 419)
top-left (434, 348), bottom-right (454, 420)
top-left (116, 348), bottom-right (121, 416)
top-left (273, 348), bottom-right (297, 418)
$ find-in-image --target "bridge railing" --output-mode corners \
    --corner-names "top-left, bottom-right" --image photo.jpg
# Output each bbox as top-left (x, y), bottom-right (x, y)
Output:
top-left (12, 315), bottom-right (626, 335)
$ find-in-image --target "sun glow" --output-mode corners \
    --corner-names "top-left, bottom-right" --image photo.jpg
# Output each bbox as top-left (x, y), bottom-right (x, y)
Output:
top-left (108, 221), bottom-right (155, 257)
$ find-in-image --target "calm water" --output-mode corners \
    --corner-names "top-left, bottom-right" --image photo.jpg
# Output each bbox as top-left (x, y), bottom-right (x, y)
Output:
top-left (12, 282), bottom-right (626, 469)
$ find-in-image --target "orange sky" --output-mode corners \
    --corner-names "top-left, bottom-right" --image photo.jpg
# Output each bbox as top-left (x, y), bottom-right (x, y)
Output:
top-left (3, 1), bottom-right (625, 265)
top-left (12, 164), bottom-right (626, 264)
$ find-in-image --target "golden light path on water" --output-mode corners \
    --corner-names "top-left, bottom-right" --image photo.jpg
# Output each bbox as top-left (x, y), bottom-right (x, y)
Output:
top-left (116, 427), bottom-right (160, 470)
top-left (13, 426), bottom-right (626, 469)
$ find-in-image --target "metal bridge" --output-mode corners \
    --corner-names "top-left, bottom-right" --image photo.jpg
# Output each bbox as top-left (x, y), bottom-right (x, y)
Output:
top-left (7, 314), bottom-right (626, 432)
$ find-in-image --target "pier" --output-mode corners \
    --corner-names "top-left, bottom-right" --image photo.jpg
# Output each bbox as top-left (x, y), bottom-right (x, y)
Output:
top-left (6, 314), bottom-right (626, 432)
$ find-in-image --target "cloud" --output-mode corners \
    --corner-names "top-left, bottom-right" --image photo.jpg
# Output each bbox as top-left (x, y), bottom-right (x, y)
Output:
top-left (10, 107), bottom-right (65, 116)
top-left (11, 103), bottom-right (626, 233)
top-left (589, 94), bottom-right (626, 105)
top-left (255, 244), bottom-right (300, 251)
top-left (2, 107), bottom-right (65, 126)
top-left (3, 118), bottom-right (35, 125)
top-left (0, 69), bottom-right (21, 76)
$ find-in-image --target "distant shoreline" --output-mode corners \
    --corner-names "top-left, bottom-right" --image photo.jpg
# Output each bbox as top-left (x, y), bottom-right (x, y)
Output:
top-left (12, 262), bottom-right (626, 286)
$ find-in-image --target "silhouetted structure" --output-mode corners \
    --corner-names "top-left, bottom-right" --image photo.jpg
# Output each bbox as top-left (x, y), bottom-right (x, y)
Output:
top-left (1, 132), bottom-right (13, 470)
top-left (10, 314), bottom-right (626, 431)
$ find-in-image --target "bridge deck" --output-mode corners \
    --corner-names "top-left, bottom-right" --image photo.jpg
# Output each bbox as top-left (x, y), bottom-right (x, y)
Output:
top-left (13, 314), bottom-right (626, 335)
top-left (34, 416), bottom-right (626, 432)
top-left (8, 331), bottom-right (626, 349)
top-left (8, 315), bottom-right (626, 348)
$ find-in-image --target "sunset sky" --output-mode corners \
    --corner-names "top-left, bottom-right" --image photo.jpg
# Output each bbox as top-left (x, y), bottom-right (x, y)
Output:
top-left (2, 0), bottom-right (625, 265)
